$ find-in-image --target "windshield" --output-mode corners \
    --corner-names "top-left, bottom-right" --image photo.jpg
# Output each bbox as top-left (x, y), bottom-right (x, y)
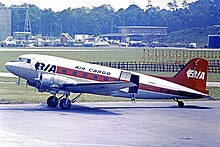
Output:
top-left (10, 57), bottom-right (32, 64)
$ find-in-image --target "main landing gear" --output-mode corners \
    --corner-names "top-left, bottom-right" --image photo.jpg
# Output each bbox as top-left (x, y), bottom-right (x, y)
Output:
top-left (59, 98), bottom-right (71, 110)
top-left (47, 96), bottom-right (59, 107)
top-left (174, 99), bottom-right (185, 108)
top-left (46, 93), bottom-right (83, 110)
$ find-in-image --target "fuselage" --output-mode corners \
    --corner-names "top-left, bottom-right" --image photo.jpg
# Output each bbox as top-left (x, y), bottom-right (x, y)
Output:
top-left (5, 54), bottom-right (208, 100)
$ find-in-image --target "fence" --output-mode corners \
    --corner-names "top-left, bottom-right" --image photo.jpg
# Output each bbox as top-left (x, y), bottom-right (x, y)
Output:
top-left (90, 60), bottom-right (220, 73)
top-left (140, 49), bottom-right (220, 63)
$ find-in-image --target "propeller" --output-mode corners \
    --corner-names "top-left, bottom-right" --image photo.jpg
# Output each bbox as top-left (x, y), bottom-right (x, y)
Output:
top-left (35, 69), bottom-right (42, 81)
top-left (34, 69), bottom-right (42, 91)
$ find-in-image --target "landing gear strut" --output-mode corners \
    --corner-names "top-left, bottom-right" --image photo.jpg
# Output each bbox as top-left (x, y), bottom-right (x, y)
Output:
top-left (130, 94), bottom-right (136, 103)
top-left (174, 99), bottom-right (184, 108)
top-left (71, 93), bottom-right (83, 103)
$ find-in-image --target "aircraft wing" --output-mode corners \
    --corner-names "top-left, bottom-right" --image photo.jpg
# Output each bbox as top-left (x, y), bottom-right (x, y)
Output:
top-left (62, 81), bottom-right (136, 95)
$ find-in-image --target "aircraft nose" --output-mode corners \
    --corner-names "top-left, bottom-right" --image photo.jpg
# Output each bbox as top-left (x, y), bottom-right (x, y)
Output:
top-left (5, 61), bottom-right (12, 71)
top-left (5, 61), bottom-right (18, 74)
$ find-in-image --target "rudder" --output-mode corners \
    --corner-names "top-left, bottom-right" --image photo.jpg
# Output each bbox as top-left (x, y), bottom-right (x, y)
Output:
top-left (170, 58), bottom-right (209, 94)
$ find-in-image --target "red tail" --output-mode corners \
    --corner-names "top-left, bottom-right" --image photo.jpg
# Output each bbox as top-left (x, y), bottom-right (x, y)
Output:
top-left (166, 58), bottom-right (209, 94)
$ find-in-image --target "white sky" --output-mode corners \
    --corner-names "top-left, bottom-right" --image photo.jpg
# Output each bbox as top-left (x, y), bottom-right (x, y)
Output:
top-left (0, 0), bottom-right (197, 11)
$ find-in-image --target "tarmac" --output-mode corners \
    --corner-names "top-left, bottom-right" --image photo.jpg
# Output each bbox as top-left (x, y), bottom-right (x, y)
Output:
top-left (0, 101), bottom-right (219, 147)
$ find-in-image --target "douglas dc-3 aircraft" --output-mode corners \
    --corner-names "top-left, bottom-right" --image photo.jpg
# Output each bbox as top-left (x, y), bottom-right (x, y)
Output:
top-left (5, 54), bottom-right (214, 109)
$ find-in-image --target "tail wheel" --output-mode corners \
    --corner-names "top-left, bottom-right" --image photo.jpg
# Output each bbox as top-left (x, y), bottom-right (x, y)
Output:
top-left (178, 101), bottom-right (184, 108)
top-left (174, 99), bottom-right (185, 108)
top-left (47, 96), bottom-right (59, 107)
top-left (59, 98), bottom-right (71, 110)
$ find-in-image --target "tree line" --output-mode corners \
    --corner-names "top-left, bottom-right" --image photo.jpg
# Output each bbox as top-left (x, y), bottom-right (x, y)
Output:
top-left (10, 0), bottom-right (220, 37)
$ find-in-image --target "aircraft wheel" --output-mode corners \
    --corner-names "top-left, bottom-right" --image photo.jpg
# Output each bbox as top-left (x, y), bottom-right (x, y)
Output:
top-left (47, 96), bottom-right (59, 107)
top-left (178, 101), bottom-right (184, 108)
top-left (59, 98), bottom-right (71, 110)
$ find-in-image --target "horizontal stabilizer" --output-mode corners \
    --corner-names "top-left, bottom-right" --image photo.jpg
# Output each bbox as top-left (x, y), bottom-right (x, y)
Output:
top-left (204, 96), bottom-right (216, 100)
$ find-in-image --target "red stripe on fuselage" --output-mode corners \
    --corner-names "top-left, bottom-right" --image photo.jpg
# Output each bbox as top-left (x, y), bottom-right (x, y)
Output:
top-left (57, 66), bottom-right (117, 82)
top-left (56, 66), bottom-right (188, 97)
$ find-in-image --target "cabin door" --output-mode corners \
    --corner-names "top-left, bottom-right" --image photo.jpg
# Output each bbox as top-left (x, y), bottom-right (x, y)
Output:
top-left (119, 71), bottom-right (139, 93)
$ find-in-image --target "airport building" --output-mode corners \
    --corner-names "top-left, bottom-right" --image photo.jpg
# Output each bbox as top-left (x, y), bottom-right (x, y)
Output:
top-left (208, 35), bottom-right (220, 48)
top-left (101, 26), bottom-right (167, 42)
top-left (0, 6), bottom-right (11, 41)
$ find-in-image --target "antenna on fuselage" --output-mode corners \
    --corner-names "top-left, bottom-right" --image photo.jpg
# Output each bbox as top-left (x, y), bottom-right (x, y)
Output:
top-left (25, 80), bottom-right (28, 94)
top-left (16, 77), bottom-right (21, 85)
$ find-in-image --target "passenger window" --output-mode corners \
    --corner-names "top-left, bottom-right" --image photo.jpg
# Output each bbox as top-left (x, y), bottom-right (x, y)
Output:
top-left (27, 59), bottom-right (31, 64)
top-left (72, 71), bottom-right (78, 75)
top-left (62, 69), bottom-right (67, 74)
top-left (83, 74), bottom-right (88, 78)
top-left (93, 76), bottom-right (98, 80)
top-left (104, 77), bottom-right (108, 81)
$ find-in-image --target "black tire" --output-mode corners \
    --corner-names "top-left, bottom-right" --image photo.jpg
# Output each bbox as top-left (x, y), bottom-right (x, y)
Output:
top-left (47, 96), bottom-right (59, 107)
top-left (59, 98), bottom-right (71, 110)
top-left (178, 101), bottom-right (184, 108)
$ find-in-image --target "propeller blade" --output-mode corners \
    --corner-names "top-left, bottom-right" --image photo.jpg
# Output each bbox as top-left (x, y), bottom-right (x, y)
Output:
top-left (35, 70), bottom-right (42, 81)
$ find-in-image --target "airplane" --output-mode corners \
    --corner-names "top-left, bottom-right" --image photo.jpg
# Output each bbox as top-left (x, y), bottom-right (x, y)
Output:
top-left (5, 54), bottom-right (214, 110)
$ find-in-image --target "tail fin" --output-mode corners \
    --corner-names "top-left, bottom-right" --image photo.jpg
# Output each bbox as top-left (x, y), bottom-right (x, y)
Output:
top-left (168, 58), bottom-right (209, 94)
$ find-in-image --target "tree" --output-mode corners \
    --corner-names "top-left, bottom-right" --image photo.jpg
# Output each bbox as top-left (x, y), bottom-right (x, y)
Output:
top-left (8, 0), bottom-right (220, 36)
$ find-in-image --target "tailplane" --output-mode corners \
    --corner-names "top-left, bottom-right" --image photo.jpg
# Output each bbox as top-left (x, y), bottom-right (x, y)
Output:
top-left (166, 58), bottom-right (209, 94)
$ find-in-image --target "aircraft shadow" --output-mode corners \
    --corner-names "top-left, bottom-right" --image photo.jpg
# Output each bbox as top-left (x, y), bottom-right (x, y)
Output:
top-left (65, 105), bottom-right (121, 115)
top-left (33, 103), bottom-right (213, 113)
top-left (0, 103), bottom-right (121, 115)
top-left (0, 103), bottom-right (212, 116)
top-left (94, 105), bottom-right (212, 110)
top-left (178, 105), bottom-right (212, 109)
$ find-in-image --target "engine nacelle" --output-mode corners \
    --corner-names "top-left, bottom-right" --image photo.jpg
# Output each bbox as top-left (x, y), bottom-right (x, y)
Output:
top-left (29, 74), bottom-right (77, 92)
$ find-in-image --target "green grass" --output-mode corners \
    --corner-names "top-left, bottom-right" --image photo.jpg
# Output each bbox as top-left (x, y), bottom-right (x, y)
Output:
top-left (138, 71), bottom-right (220, 82)
top-left (206, 87), bottom-right (220, 100)
top-left (0, 47), bottom-right (143, 72)
top-left (0, 78), bottom-right (128, 103)
top-left (1, 47), bottom-right (219, 72)
top-left (0, 77), bottom-right (219, 104)
top-left (207, 73), bottom-right (220, 82)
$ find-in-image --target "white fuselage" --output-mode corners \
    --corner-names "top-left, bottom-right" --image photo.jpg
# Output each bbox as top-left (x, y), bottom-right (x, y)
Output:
top-left (5, 54), bottom-right (207, 100)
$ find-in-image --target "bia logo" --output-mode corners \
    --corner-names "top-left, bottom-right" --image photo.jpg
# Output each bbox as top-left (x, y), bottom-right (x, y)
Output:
top-left (186, 69), bottom-right (205, 80)
top-left (34, 62), bottom-right (57, 73)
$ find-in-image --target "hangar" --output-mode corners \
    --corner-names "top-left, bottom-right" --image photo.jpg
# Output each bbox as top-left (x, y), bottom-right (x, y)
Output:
top-left (0, 6), bottom-right (11, 41)
top-left (101, 26), bottom-right (167, 42)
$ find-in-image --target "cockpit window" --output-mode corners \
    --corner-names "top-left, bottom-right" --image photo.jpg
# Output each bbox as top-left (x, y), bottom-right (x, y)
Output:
top-left (17, 57), bottom-right (31, 64)
top-left (18, 57), bottom-right (26, 62)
